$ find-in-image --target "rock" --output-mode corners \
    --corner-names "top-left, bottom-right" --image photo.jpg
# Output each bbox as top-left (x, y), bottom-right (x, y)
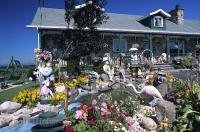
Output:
top-left (32, 107), bottom-right (42, 114)
top-left (13, 107), bottom-right (32, 116)
top-left (138, 105), bottom-right (155, 116)
top-left (0, 114), bottom-right (12, 127)
top-left (140, 116), bottom-right (157, 130)
top-left (21, 114), bottom-right (31, 120)
top-left (0, 101), bottom-right (22, 113)
top-left (9, 120), bottom-right (19, 126)
top-left (80, 85), bottom-right (91, 91)
top-left (69, 88), bottom-right (79, 102)
top-left (50, 106), bottom-right (59, 113)
top-left (100, 73), bottom-right (109, 82)
top-left (155, 100), bottom-right (176, 123)
top-left (156, 83), bottom-right (169, 97)
top-left (110, 82), bottom-right (121, 89)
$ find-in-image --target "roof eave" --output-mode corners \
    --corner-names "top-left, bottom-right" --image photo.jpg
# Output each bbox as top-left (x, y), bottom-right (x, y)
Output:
top-left (27, 25), bottom-right (200, 35)
top-left (149, 9), bottom-right (171, 17)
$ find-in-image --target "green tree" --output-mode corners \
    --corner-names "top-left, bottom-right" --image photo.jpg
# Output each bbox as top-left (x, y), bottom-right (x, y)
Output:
top-left (64, 0), bottom-right (109, 74)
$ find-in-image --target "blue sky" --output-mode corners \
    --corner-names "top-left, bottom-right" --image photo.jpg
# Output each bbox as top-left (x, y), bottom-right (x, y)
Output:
top-left (0, 0), bottom-right (200, 65)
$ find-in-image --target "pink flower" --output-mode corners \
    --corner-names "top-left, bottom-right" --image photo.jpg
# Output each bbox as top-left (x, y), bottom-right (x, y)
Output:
top-left (92, 99), bottom-right (97, 105)
top-left (75, 110), bottom-right (84, 120)
top-left (125, 117), bottom-right (136, 131)
top-left (100, 102), bottom-right (111, 116)
top-left (40, 85), bottom-right (52, 96)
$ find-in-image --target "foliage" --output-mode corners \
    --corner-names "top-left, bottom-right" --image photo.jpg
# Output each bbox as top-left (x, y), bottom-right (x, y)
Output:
top-left (143, 60), bottom-right (153, 70)
top-left (26, 68), bottom-right (37, 81)
top-left (49, 92), bottom-right (65, 105)
top-left (63, 0), bottom-right (109, 73)
top-left (64, 89), bottom-right (140, 131)
top-left (13, 88), bottom-right (40, 107)
top-left (171, 79), bottom-right (200, 131)
top-left (108, 91), bottom-right (139, 117)
top-left (172, 53), bottom-right (197, 69)
top-left (66, 102), bottom-right (128, 131)
top-left (0, 82), bottom-right (39, 102)
top-left (65, 74), bottom-right (89, 88)
top-left (182, 53), bottom-right (197, 69)
top-left (93, 61), bottom-right (104, 74)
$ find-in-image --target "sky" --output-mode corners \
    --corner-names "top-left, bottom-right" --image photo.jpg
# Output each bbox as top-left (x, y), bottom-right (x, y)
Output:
top-left (0, 0), bottom-right (200, 66)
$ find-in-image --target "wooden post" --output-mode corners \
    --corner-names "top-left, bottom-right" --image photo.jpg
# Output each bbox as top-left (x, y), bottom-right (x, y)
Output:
top-left (165, 35), bottom-right (170, 63)
top-left (64, 87), bottom-right (69, 110)
top-left (149, 34), bottom-right (153, 52)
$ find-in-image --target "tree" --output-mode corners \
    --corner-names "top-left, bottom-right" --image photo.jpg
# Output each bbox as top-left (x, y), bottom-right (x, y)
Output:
top-left (63, 0), bottom-right (109, 74)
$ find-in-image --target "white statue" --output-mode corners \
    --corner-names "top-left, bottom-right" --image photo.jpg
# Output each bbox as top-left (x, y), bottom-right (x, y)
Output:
top-left (103, 61), bottom-right (114, 81)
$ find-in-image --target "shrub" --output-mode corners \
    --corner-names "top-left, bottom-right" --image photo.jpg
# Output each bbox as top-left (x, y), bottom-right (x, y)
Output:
top-left (49, 92), bottom-right (65, 105)
top-left (182, 53), bottom-right (197, 69)
top-left (13, 88), bottom-right (40, 107)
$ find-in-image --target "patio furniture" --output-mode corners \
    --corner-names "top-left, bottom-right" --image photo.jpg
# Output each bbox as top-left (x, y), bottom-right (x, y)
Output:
top-left (0, 76), bottom-right (8, 89)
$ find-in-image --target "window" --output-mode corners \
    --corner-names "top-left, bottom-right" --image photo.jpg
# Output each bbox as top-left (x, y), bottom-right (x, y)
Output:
top-left (113, 39), bottom-right (127, 52)
top-left (154, 16), bottom-right (163, 27)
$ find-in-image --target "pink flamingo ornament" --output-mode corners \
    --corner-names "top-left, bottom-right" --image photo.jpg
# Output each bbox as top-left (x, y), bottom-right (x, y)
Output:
top-left (126, 83), bottom-right (163, 100)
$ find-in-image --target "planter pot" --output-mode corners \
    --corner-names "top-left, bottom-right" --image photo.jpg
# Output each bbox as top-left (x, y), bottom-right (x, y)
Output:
top-left (40, 96), bottom-right (50, 105)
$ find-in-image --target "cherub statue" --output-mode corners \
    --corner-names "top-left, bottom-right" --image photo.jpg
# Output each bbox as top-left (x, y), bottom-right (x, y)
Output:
top-left (103, 61), bottom-right (114, 81)
top-left (34, 49), bottom-right (55, 98)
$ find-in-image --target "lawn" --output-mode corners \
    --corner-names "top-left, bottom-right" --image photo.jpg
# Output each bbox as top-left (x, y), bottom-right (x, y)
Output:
top-left (0, 82), bottom-right (39, 103)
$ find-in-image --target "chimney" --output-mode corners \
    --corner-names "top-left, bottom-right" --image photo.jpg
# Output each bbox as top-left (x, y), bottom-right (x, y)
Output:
top-left (169, 5), bottom-right (184, 24)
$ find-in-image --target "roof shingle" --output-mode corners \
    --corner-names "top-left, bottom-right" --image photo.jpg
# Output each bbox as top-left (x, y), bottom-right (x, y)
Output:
top-left (28, 7), bottom-right (200, 35)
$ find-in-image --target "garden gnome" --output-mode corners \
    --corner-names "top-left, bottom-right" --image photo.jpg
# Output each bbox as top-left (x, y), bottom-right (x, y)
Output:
top-left (103, 61), bottom-right (114, 81)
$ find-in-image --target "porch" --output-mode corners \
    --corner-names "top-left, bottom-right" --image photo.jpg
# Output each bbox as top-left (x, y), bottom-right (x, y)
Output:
top-left (37, 30), bottom-right (200, 68)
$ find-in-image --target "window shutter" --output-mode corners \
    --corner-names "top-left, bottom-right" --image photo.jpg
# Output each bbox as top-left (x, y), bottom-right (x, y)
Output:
top-left (120, 39), bottom-right (127, 52)
top-left (113, 39), bottom-right (120, 52)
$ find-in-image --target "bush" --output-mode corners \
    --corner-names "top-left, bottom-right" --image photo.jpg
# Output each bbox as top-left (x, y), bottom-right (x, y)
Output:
top-left (182, 53), bottom-right (197, 69)
top-left (172, 53), bottom-right (197, 69)
top-left (13, 88), bottom-right (40, 107)
top-left (171, 79), bottom-right (200, 131)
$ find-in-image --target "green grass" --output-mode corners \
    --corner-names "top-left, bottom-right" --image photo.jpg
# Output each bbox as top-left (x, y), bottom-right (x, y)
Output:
top-left (0, 82), bottom-right (39, 103)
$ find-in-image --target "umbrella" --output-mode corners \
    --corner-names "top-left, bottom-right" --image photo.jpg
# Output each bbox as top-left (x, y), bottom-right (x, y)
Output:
top-left (129, 47), bottom-right (138, 51)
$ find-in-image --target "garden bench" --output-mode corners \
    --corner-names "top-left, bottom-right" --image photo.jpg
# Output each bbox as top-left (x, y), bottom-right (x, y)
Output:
top-left (0, 81), bottom-right (8, 89)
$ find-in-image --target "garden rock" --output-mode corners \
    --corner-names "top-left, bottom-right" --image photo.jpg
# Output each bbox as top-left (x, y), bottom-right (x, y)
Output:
top-left (32, 107), bottom-right (42, 115)
top-left (156, 83), bottom-right (169, 97)
top-left (69, 88), bottom-right (79, 102)
top-left (138, 105), bottom-right (155, 116)
top-left (100, 73), bottom-right (109, 82)
top-left (0, 115), bottom-right (12, 127)
top-left (13, 107), bottom-right (32, 116)
top-left (140, 116), bottom-right (157, 130)
top-left (9, 119), bottom-right (19, 126)
top-left (155, 100), bottom-right (176, 123)
top-left (0, 101), bottom-right (22, 113)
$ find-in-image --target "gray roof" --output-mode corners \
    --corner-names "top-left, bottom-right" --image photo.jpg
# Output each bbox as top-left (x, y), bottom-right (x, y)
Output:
top-left (28, 7), bottom-right (200, 35)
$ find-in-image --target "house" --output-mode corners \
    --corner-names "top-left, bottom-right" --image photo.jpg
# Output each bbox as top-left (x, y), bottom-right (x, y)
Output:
top-left (27, 5), bottom-right (200, 64)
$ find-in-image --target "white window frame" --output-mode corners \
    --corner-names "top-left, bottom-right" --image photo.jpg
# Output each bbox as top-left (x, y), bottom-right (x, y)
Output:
top-left (113, 39), bottom-right (127, 53)
top-left (154, 16), bottom-right (164, 27)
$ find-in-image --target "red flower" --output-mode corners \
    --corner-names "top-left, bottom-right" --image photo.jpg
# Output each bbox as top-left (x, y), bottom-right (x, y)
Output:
top-left (87, 118), bottom-right (96, 126)
top-left (64, 125), bottom-right (74, 132)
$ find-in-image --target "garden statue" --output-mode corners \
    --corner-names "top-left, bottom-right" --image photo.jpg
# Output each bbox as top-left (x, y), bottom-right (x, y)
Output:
top-left (103, 61), bottom-right (114, 81)
top-left (158, 53), bottom-right (167, 63)
top-left (40, 79), bottom-right (53, 97)
top-left (126, 83), bottom-right (163, 106)
top-left (115, 64), bottom-right (126, 82)
top-left (131, 52), bottom-right (139, 64)
top-left (34, 49), bottom-right (55, 101)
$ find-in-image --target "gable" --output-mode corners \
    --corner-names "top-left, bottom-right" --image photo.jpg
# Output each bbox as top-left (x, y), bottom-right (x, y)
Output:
top-left (139, 9), bottom-right (170, 30)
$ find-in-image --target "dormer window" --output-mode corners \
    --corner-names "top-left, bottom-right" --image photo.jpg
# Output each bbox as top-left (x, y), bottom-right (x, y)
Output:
top-left (154, 16), bottom-right (164, 27)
